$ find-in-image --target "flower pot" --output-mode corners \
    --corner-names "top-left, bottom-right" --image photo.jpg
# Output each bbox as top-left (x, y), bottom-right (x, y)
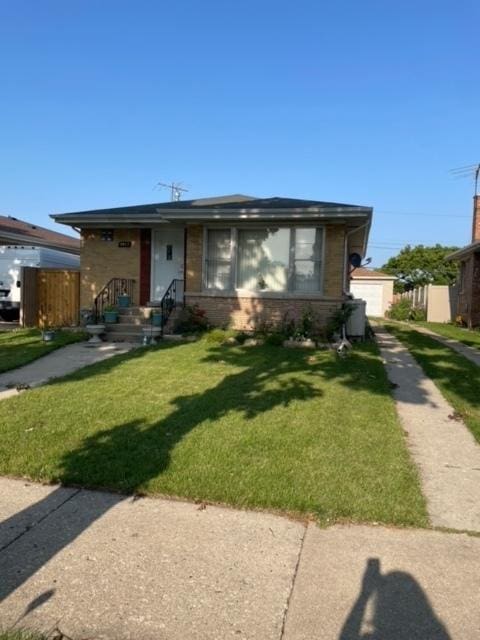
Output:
top-left (151, 314), bottom-right (162, 327)
top-left (85, 324), bottom-right (105, 344)
top-left (117, 294), bottom-right (130, 308)
top-left (142, 326), bottom-right (162, 345)
top-left (104, 311), bottom-right (119, 324)
top-left (42, 330), bottom-right (56, 342)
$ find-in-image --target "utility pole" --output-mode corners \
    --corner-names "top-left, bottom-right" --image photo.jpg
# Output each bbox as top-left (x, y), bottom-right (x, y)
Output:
top-left (156, 181), bottom-right (189, 201)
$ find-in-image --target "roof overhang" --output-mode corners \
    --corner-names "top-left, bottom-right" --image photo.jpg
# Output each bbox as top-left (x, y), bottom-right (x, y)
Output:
top-left (446, 242), bottom-right (480, 261)
top-left (51, 206), bottom-right (372, 228)
top-left (0, 230), bottom-right (80, 255)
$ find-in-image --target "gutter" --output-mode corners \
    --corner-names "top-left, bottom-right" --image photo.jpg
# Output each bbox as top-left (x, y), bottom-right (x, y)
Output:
top-left (51, 210), bottom-right (372, 227)
top-left (343, 219), bottom-right (372, 294)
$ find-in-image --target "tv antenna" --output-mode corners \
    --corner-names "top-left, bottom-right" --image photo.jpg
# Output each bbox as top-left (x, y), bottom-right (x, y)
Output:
top-left (450, 163), bottom-right (480, 196)
top-left (156, 180), bottom-right (189, 201)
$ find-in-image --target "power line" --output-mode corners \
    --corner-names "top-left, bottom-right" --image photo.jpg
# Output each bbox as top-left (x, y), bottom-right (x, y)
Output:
top-left (376, 210), bottom-right (469, 218)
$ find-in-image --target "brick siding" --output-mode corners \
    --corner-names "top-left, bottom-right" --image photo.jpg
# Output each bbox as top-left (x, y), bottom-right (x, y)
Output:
top-left (185, 294), bottom-right (342, 330)
top-left (185, 224), bottom-right (203, 292)
top-left (80, 228), bottom-right (140, 308)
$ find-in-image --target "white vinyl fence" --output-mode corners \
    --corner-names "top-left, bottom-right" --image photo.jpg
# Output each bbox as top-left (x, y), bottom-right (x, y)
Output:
top-left (393, 284), bottom-right (458, 323)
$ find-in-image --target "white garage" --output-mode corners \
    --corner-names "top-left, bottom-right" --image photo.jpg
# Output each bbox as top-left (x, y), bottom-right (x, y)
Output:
top-left (349, 267), bottom-right (396, 317)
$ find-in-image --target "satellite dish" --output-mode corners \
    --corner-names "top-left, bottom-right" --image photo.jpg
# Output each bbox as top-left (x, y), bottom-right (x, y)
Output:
top-left (349, 253), bottom-right (362, 268)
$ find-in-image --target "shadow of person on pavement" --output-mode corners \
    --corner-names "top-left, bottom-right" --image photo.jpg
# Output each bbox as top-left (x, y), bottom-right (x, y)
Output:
top-left (339, 558), bottom-right (451, 640)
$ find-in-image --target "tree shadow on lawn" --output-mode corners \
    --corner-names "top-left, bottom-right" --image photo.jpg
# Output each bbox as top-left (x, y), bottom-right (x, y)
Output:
top-left (0, 341), bottom-right (392, 608)
top-left (386, 325), bottom-right (480, 415)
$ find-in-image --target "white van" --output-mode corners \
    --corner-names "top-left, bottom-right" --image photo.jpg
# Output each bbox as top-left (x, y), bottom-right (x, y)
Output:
top-left (0, 246), bottom-right (80, 320)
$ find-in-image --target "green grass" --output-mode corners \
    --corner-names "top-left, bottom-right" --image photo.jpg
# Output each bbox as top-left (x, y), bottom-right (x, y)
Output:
top-left (385, 323), bottom-right (480, 444)
top-left (414, 321), bottom-right (480, 350)
top-left (0, 631), bottom-right (49, 640)
top-left (0, 339), bottom-right (427, 526)
top-left (0, 329), bottom-right (86, 373)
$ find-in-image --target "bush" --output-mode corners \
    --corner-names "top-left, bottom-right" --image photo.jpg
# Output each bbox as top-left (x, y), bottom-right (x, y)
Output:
top-left (264, 332), bottom-right (286, 346)
top-left (409, 306), bottom-right (426, 321)
top-left (325, 304), bottom-right (355, 339)
top-left (386, 298), bottom-right (426, 322)
top-left (386, 298), bottom-right (413, 321)
top-left (173, 305), bottom-right (209, 334)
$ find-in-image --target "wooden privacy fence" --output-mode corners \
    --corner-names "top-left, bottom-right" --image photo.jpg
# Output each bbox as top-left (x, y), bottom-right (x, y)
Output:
top-left (21, 267), bottom-right (80, 328)
top-left (393, 284), bottom-right (458, 323)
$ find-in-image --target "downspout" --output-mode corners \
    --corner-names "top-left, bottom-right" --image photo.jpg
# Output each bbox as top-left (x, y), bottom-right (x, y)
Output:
top-left (342, 219), bottom-right (371, 296)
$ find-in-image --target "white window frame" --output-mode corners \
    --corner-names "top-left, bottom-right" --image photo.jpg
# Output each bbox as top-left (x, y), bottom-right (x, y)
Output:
top-left (202, 225), bottom-right (325, 296)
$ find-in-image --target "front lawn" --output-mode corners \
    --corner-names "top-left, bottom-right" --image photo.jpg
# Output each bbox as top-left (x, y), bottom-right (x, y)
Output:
top-left (414, 321), bottom-right (480, 351)
top-left (0, 329), bottom-right (85, 373)
top-left (385, 323), bottom-right (480, 444)
top-left (0, 339), bottom-right (427, 526)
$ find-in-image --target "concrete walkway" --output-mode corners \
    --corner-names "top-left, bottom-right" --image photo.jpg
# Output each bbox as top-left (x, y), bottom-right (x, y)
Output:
top-left (407, 323), bottom-right (480, 367)
top-left (375, 325), bottom-right (480, 532)
top-left (0, 478), bottom-right (479, 639)
top-left (0, 342), bottom-right (137, 400)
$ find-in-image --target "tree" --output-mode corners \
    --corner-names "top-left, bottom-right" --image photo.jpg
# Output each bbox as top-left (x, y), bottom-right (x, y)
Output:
top-left (381, 244), bottom-right (460, 293)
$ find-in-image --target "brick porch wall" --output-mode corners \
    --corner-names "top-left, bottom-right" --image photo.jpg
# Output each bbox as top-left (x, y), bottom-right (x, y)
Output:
top-left (80, 229), bottom-right (141, 308)
top-left (184, 294), bottom-right (343, 330)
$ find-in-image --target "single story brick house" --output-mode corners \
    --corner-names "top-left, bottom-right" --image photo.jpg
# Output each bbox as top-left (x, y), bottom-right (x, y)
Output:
top-left (51, 195), bottom-right (372, 330)
top-left (446, 195), bottom-right (480, 328)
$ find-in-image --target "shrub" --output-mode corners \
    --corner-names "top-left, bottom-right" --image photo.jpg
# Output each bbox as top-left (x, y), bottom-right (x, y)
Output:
top-left (325, 304), bottom-right (355, 339)
top-left (409, 306), bottom-right (426, 321)
top-left (386, 298), bottom-right (412, 321)
top-left (264, 332), bottom-right (286, 346)
top-left (173, 304), bottom-right (209, 333)
top-left (386, 298), bottom-right (426, 322)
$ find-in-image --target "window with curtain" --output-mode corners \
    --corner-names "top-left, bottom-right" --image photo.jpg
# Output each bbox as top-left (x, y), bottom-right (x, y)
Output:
top-left (205, 229), bottom-right (232, 290)
top-left (293, 228), bottom-right (323, 292)
top-left (204, 226), bottom-right (324, 292)
top-left (237, 228), bottom-right (290, 291)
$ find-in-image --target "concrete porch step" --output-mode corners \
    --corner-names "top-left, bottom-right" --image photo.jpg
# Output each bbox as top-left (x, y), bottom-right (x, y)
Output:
top-left (117, 306), bottom-right (151, 318)
top-left (105, 331), bottom-right (145, 343)
top-left (105, 323), bottom-right (144, 333)
top-left (116, 315), bottom-right (148, 326)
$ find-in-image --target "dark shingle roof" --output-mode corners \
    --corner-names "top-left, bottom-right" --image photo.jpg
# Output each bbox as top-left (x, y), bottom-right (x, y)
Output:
top-left (52, 194), bottom-right (371, 220)
top-left (0, 215), bottom-right (80, 253)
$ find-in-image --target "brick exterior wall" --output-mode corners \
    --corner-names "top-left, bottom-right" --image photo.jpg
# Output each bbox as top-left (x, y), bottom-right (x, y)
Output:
top-left (185, 224), bottom-right (203, 292)
top-left (184, 294), bottom-right (342, 330)
top-left (472, 196), bottom-right (480, 242)
top-left (456, 253), bottom-right (480, 328)
top-left (324, 225), bottom-right (346, 296)
top-left (80, 229), bottom-right (141, 308)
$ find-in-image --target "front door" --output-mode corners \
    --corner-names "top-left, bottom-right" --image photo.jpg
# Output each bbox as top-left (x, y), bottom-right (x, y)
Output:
top-left (151, 228), bottom-right (185, 300)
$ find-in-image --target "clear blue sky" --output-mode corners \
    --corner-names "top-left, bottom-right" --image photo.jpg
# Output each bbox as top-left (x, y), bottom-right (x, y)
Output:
top-left (1, 0), bottom-right (479, 267)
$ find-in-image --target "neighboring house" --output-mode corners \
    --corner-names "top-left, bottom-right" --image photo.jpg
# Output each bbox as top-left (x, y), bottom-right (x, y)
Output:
top-left (446, 196), bottom-right (480, 328)
top-left (51, 195), bottom-right (372, 330)
top-left (350, 267), bottom-right (395, 317)
top-left (0, 215), bottom-right (80, 321)
top-left (0, 215), bottom-right (80, 254)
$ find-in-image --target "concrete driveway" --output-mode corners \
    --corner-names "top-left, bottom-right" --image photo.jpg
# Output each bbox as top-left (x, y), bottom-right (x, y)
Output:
top-left (0, 478), bottom-right (479, 639)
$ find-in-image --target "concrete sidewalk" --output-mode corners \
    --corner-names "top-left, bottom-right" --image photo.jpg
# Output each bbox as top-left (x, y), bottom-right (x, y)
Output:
top-left (0, 342), bottom-right (137, 400)
top-left (0, 478), bottom-right (479, 639)
top-left (375, 325), bottom-right (480, 532)
top-left (408, 323), bottom-right (480, 367)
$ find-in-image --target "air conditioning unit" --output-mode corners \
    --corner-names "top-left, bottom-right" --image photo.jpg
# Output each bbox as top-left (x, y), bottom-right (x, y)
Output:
top-left (346, 299), bottom-right (366, 338)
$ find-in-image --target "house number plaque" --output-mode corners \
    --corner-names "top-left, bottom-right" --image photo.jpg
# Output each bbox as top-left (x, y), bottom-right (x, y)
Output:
top-left (118, 241), bottom-right (132, 248)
